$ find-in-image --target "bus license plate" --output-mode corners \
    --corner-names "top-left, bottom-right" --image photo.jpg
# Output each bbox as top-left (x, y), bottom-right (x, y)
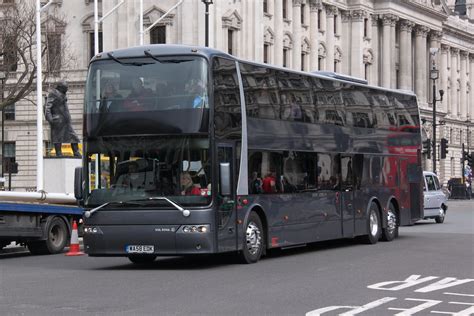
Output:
top-left (126, 245), bottom-right (154, 254)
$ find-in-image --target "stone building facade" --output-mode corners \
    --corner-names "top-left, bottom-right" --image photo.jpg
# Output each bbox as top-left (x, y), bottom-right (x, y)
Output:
top-left (1, 0), bottom-right (473, 190)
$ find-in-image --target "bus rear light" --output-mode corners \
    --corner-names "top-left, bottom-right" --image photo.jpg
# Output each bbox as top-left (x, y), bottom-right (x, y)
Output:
top-left (182, 225), bottom-right (209, 233)
top-left (242, 199), bottom-right (249, 205)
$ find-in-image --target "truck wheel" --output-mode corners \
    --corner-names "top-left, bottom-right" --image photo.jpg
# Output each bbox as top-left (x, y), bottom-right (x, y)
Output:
top-left (238, 212), bottom-right (265, 264)
top-left (28, 217), bottom-right (69, 255)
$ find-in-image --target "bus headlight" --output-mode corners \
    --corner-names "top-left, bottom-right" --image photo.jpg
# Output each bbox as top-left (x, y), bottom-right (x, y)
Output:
top-left (83, 226), bottom-right (103, 234)
top-left (181, 225), bottom-right (209, 233)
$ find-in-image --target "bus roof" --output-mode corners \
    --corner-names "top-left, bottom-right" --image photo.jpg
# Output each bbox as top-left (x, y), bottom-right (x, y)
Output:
top-left (91, 44), bottom-right (417, 98)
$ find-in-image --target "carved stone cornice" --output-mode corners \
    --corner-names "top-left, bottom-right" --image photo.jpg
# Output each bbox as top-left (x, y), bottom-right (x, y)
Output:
top-left (371, 14), bottom-right (378, 27)
top-left (382, 14), bottom-right (397, 26)
top-left (309, 0), bottom-right (322, 11)
top-left (460, 51), bottom-right (469, 60)
top-left (450, 47), bottom-right (460, 54)
top-left (351, 10), bottom-right (366, 22)
top-left (441, 44), bottom-right (450, 53)
top-left (293, 0), bottom-right (303, 8)
top-left (414, 25), bottom-right (430, 38)
top-left (325, 5), bottom-right (338, 17)
top-left (429, 31), bottom-right (443, 42)
top-left (400, 20), bottom-right (415, 32)
top-left (341, 11), bottom-right (351, 23)
top-left (469, 54), bottom-right (474, 62)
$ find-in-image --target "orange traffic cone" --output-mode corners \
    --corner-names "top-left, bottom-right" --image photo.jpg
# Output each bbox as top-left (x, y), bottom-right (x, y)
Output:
top-left (65, 220), bottom-right (84, 256)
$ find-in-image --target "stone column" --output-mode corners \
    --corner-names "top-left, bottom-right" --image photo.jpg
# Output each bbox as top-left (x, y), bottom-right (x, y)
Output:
top-left (371, 15), bottom-right (379, 86)
top-left (450, 48), bottom-right (459, 117)
top-left (460, 51), bottom-right (468, 120)
top-left (469, 54), bottom-right (474, 119)
top-left (309, 2), bottom-right (320, 71)
top-left (390, 17), bottom-right (399, 89)
top-left (341, 11), bottom-right (351, 75)
top-left (325, 5), bottom-right (337, 72)
top-left (399, 20), bottom-right (415, 91)
top-left (350, 10), bottom-right (365, 78)
top-left (381, 15), bottom-right (393, 88)
top-left (440, 44), bottom-right (449, 113)
top-left (274, 0), bottom-right (283, 66)
top-left (415, 25), bottom-right (429, 105)
top-left (293, 0), bottom-right (302, 70)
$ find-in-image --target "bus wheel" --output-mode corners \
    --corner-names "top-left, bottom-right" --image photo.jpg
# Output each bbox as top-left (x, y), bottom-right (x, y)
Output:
top-left (382, 204), bottom-right (398, 242)
top-left (239, 212), bottom-right (264, 264)
top-left (128, 255), bottom-right (157, 264)
top-left (360, 202), bottom-right (381, 244)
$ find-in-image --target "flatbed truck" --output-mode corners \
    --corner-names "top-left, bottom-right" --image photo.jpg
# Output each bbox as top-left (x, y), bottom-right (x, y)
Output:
top-left (0, 202), bottom-right (83, 254)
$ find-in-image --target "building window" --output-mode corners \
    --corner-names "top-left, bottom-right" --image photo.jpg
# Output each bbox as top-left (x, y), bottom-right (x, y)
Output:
top-left (4, 103), bottom-right (14, 121)
top-left (301, 3), bottom-right (305, 24)
top-left (365, 64), bottom-right (369, 80)
top-left (318, 9), bottom-right (322, 30)
top-left (228, 29), bottom-right (234, 55)
top-left (283, 0), bottom-right (287, 19)
top-left (283, 48), bottom-right (288, 67)
top-left (334, 61), bottom-right (337, 72)
top-left (318, 57), bottom-right (323, 70)
top-left (334, 15), bottom-right (338, 34)
top-left (364, 18), bottom-right (368, 38)
top-left (3, 142), bottom-right (16, 169)
top-left (263, 0), bottom-right (268, 13)
top-left (264, 44), bottom-right (269, 64)
top-left (3, 35), bottom-right (17, 72)
top-left (150, 25), bottom-right (166, 44)
top-left (301, 53), bottom-right (305, 71)
top-left (47, 34), bottom-right (62, 73)
top-left (395, 25), bottom-right (400, 45)
top-left (89, 32), bottom-right (103, 61)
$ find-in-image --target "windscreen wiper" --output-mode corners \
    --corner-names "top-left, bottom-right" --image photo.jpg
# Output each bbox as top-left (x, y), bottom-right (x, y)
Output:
top-left (107, 52), bottom-right (155, 66)
top-left (84, 200), bottom-right (144, 218)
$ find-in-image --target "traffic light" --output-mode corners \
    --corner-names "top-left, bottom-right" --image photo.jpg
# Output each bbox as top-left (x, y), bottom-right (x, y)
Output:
top-left (467, 152), bottom-right (474, 169)
top-left (462, 150), bottom-right (469, 162)
top-left (422, 138), bottom-right (431, 159)
top-left (440, 138), bottom-right (449, 159)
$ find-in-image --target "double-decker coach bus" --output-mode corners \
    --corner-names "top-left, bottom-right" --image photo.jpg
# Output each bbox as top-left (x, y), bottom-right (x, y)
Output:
top-left (75, 44), bottom-right (423, 264)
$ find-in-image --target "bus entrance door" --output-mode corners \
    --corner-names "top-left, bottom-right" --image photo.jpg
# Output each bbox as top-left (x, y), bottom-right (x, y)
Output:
top-left (340, 156), bottom-right (355, 238)
top-left (216, 144), bottom-right (238, 253)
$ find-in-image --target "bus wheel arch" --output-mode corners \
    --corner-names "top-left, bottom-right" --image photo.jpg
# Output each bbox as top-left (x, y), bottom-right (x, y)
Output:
top-left (382, 200), bottom-right (399, 241)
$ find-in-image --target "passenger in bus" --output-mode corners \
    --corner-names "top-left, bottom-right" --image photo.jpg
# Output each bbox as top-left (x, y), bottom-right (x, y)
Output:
top-left (100, 81), bottom-right (122, 112)
top-left (184, 79), bottom-right (207, 109)
top-left (262, 171), bottom-right (277, 193)
top-left (115, 162), bottom-right (144, 190)
top-left (249, 172), bottom-right (263, 194)
top-left (123, 78), bottom-right (154, 111)
top-left (180, 172), bottom-right (201, 196)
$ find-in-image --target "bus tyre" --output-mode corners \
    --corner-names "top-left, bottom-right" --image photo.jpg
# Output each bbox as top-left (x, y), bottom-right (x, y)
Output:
top-left (382, 204), bottom-right (398, 242)
top-left (28, 217), bottom-right (69, 255)
top-left (128, 255), bottom-right (157, 264)
top-left (361, 203), bottom-right (381, 244)
top-left (239, 212), bottom-right (264, 264)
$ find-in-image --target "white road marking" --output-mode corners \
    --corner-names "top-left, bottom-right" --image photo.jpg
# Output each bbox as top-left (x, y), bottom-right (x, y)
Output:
top-left (444, 292), bottom-right (474, 298)
top-left (416, 279), bottom-right (474, 293)
top-left (388, 298), bottom-right (442, 315)
top-left (431, 302), bottom-right (474, 315)
top-left (305, 297), bottom-right (397, 316)
top-left (367, 275), bottom-right (438, 291)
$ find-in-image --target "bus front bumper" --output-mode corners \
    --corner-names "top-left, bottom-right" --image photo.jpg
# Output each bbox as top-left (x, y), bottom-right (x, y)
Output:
top-left (83, 224), bottom-right (215, 256)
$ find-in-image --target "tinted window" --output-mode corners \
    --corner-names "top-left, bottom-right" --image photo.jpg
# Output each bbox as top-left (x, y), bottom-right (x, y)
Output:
top-left (213, 57), bottom-right (242, 139)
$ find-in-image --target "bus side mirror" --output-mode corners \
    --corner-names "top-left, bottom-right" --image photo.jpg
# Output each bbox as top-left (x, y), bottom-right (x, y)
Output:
top-left (219, 163), bottom-right (231, 196)
top-left (74, 167), bottom-right (83, 201)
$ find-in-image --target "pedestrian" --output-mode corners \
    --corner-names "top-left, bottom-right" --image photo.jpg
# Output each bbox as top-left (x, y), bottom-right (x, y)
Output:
top-left (45, 80), bottom-right (81, 157)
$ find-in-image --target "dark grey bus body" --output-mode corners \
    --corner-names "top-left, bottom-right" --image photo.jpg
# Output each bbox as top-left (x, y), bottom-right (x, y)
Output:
top-left (81, 44), bottom-right (423, 260)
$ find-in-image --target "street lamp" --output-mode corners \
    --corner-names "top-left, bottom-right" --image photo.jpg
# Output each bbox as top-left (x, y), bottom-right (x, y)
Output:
top-left (429, 48), bottom-right (443, 174)
top-left (201, 0), bottom-right (213, 47)
top-left (0, 70), bottom-right (5, 181)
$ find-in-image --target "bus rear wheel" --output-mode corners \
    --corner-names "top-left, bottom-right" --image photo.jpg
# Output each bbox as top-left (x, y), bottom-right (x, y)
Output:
top-left (239, 212), bottom-right (264, 264)
top-left (360, 202), bottom-right (381, 244)
top-left (382, 203), bottom-right (398, 242)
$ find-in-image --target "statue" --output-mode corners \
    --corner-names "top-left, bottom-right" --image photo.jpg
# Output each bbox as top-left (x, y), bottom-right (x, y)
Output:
top-left (45, 80), bottom-right (81, 157)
